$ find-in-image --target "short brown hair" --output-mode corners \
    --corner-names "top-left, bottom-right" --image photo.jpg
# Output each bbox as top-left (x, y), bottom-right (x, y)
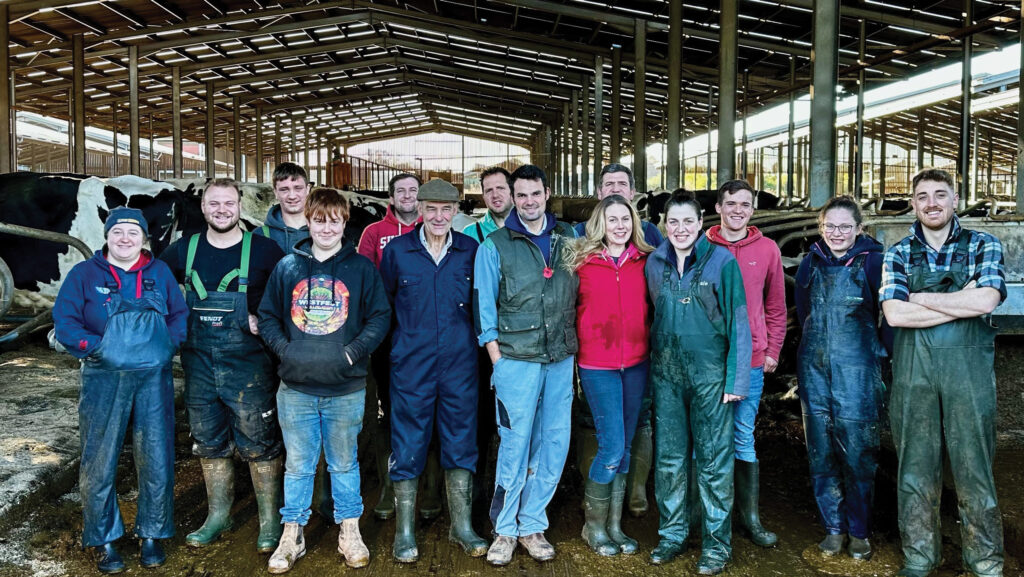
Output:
top-left (717, 178), bottom-right (755, 204)
top-left (817, 195), bottom-right (863, 227)
top-left (203, 177), bottom-right (242, 200)
top-left (304, 187), bottom-right (350, 222)
top-left (912, 168), bottom-right (955, 192)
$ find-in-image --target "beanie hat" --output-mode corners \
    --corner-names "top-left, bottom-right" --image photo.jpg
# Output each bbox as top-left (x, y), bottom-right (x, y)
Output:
top-left (104, 206), bottom-right (149, 237)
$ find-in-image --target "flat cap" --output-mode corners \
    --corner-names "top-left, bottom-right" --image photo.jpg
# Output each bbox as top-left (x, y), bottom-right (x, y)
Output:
top-left (417, 179), bottom-right (460, 202)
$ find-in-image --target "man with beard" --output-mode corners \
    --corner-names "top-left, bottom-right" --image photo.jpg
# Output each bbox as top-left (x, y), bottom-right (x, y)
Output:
top-left (161, 178), bottom-right (287, 553)
top-left (464, 167), bottom-right (513, 243)
top-left (881, 169), bottom-right (1006, 577)
top-left (358, 173), bottom-right (422, 267)
top-left (258, 162), bottom-right (311, 252)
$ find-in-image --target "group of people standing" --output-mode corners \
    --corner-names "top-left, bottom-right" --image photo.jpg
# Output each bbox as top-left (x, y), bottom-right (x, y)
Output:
top-left (51, 160), bottom-right (1005, 577)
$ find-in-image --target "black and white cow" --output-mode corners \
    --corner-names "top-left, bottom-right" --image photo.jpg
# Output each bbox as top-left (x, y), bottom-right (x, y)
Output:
top-left (0, 172), bottom-right (189, 301)
top-left (0, 173), bottom-right (392, 306)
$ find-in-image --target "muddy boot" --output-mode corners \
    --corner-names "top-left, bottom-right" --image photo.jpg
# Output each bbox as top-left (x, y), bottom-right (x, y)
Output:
top-left (582, 478), bottom-right (618, 556)
top-left (626, 424), bottom-right (652, 517)
top-left (607, 474), bottom-right (638, 554)
top-left (848, 536), bottom-right (872, 561)
top-left (139, 538), bottom-right (166, 568)
top-left (734, 459), bottom-right (778, 547)
top-left (268, 522), bottom-right (305, 574)
top-left (445, 469), bottom-right (488, 556)
top-left (696, 553), bottom-right (727, 575)
top-left (186, 458), bottom-right (235, 547)
top-left (373, 445), bottom-right (395, 520)
top-left (819, 533), bottom-right (846, 556)
top-left (393, 478), bottom-right (419, 563)
top-left (249, 456), bottom-right (284, 553)
top-left (419, 447), bottom-right (443, 520)
top-left (94, 543), bottom-right (125, 574)
top-left (338, 518), bottom-right (370, 568)
top-left (311, 453), bottom-right (333, 521)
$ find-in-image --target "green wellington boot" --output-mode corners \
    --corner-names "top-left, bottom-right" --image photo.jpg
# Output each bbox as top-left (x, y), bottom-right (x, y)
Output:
top-left (419, 447), bottom-right (443, 520)
top-left (581, 478), bottom-right (619, 556)
top-left (393, 478), bottom-right (419, 563)
top-left (627, 425), bottom-right (652, 517)
top-left (607, 474), bottom-right (638, 554)
top-left (186, 458), bottom-right (235, 547)
top-left (373, 444), bottom-right (395, 520)
top-left (734, 459), bottom-right (778, 547)
top-left (445, 469), bottom-right (488, 556)
top-left (249, 456), bottom-right (284, 553)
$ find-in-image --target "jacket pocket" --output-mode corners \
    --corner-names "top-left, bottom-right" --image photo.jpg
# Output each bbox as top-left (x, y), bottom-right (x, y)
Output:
top-left (278, 340), bottom-right (351, 385)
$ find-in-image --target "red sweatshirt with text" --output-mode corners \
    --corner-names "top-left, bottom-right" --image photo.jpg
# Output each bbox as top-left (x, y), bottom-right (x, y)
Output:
top-left (356, 206), bottom-right (422, 269)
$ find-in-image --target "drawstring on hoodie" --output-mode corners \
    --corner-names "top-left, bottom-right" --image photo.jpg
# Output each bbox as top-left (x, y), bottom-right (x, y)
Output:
top-left (107, 264), bottom-right (143, 298)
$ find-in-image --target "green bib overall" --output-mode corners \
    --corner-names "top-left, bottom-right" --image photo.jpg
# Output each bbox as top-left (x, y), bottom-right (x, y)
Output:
top-left (890, 232), bottom-right (1002, 576)
top-left (650, 247), bottom-right (735, 563)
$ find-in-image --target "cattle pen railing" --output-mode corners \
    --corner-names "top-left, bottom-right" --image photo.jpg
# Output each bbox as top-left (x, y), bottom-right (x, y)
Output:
top-left (0, 222), bottom-right (93, 349)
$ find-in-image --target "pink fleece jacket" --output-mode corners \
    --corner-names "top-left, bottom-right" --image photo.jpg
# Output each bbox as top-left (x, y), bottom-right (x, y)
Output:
top-left (706, 225), bottom-right (787, 368)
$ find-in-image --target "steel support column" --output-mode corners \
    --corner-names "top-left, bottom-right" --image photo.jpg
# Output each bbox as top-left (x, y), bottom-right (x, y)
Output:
top-left (854, 20), bottom-right (866, 199)
top-left (112, 105), bottom-right (118, 176)
top-left (129, 45), bottom-right (140, 176)
top-left (879, 120), bottom-right (887, 197)
top-left (716, 0), bottom-right (737, 186)
top-left (571, 89), bottom-right (579, 195)
top-left (610, 46), bottom-right (622, 163)
top-left (255, 105), bottom-right (264, 183)
top-left (233, 96), bottom-right (243, 181)
top-left (593, 55), bottom-right (604, 190)
top-left (959, 0), bottom-right (974, 207)
top-left (707, 88), bottom-right (713, 187)
top-left (562, 102), bottom-right (570, 195)
top-left (1018, 12), bottom-right (1024, 210)
top-left (0, 5), bottom-right (10, 173)
top-left (172, 66), bottom-right (183, 178)
top-left (581, 78), bottom-right (590, 195)
top-left (206, 81), bottom-right (215, 178)
top-left (809, 0), bottom-right (839, 208)
top-left (787, 58), bottom-right (796, 204)
top-left (740, 69), bottom-right (749, 178)
top-left (274, 116), bottom-right (281, 166)
top-left (916, 110), bottom-right (926, 172)
top-left (72, 34), bottom-right (85, 173)
top-left (633, 18), bottom-right (647, 192)
top-left (666, 0), bottom-right (682, 189)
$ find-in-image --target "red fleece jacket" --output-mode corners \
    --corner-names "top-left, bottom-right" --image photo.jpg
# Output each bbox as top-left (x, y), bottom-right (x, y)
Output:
top-left (575, 244), bottom-right (651, 370)
top-left (706, 225), bottom-right (787, 367)
top-left (356, 206), bottom-right (422, 269)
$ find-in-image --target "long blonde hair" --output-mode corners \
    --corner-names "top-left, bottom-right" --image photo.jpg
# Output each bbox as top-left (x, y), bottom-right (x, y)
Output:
top-left (566, 194), bottom-right (654, 271)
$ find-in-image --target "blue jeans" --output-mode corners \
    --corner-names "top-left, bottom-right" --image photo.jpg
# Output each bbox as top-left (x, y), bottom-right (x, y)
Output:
top-left (578, 361), bottom-right (649, 484)
top-left (490, 356), bottom-right (573, 537)
top-left (277, 383), bottom-right (365, 525)
top-left (733, 366), bottom-right (764, 463)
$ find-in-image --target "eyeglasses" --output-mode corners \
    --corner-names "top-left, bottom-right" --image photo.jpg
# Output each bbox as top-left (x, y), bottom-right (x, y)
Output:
top-left (823, 224), bottom-right (855, 234)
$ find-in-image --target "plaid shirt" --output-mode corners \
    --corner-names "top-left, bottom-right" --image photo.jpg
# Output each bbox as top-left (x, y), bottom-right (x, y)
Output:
top-left (879, 216), bottom-right (1006, 303)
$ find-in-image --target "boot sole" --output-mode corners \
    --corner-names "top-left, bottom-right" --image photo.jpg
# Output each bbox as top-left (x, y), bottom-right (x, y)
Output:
top-left (448, 535), bottom-right (488, 557)
top-left (373, 509), bottom-right (394, 520)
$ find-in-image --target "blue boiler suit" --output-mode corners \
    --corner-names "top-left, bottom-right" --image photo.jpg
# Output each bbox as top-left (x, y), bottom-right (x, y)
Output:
top-left (53, 251), bottom-right (187, 547)
top-left (379, 227), bottom-right (480, 480)
top-left (795, 238), bottom-right (887, 539)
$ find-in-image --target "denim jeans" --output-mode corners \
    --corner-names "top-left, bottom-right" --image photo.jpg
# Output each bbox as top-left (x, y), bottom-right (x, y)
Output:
top-left (733, 366), bottom-right (764, 462)
top-left (277, 383), bottom-right (365, 525)
top-left (578, 360), bottom-right (649, 484)
top-left (490, 356), bottom-right (573, 537)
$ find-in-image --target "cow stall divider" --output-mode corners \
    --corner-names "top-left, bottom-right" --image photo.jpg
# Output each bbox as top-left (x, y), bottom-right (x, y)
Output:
top-left (0, 222), bottom-right (92, 350)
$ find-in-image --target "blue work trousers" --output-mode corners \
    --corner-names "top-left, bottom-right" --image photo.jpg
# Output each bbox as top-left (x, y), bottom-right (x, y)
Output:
top-left (490, 356), bottom-right (573, 537)
top-left (79, 365), bottom-right (175, 547)
top-left (277, 384), bottom-right (365, 525)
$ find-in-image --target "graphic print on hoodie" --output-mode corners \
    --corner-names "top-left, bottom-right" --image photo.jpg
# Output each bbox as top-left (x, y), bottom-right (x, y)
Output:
top-left (290, 275), bottom-right (350, 335)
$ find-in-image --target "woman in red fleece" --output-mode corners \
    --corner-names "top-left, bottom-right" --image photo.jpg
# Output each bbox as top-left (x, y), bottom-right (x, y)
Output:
top-left (569, 194), bottom-right (654, 557)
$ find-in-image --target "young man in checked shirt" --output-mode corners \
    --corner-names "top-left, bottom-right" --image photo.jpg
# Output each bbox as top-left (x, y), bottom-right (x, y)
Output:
top-left (879, 168), bottom-right (1006, 577)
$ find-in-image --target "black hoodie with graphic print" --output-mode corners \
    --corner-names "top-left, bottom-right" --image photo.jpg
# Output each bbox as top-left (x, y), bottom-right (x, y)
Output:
top-left (258, 237), bottom-right (391, 397)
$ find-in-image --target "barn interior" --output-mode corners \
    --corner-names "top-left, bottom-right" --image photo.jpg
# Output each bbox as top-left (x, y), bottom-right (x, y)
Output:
top-left (3, 1), bottom-right (1024, 576)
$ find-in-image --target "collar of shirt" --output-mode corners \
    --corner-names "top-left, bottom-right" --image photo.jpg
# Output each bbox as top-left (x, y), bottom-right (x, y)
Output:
top-left (419, 225), bottom-right (452, 265)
